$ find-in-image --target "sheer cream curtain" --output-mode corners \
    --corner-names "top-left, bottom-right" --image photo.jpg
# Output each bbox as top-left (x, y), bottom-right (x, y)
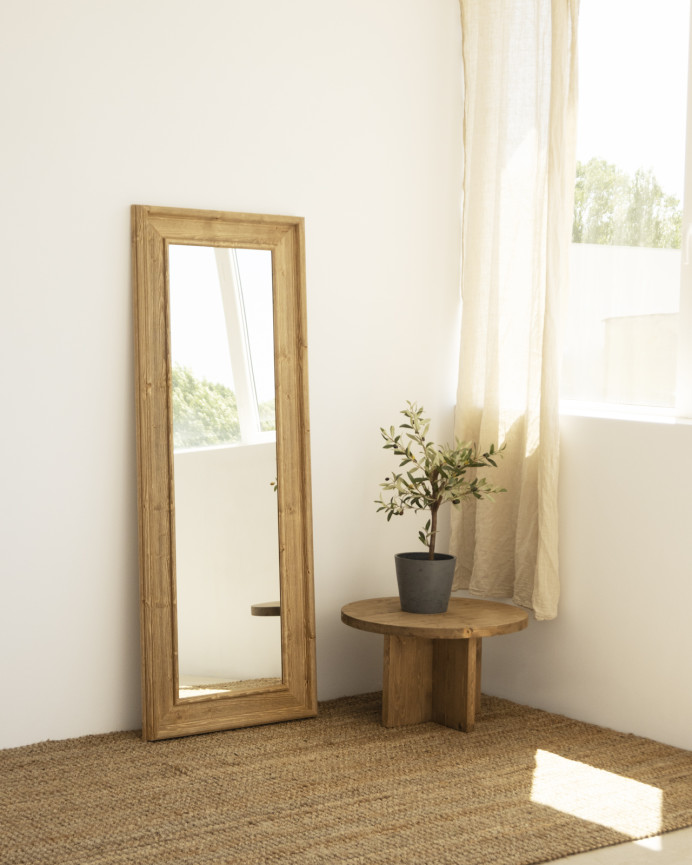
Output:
top-left (451, 0), bottom-right (579, 620)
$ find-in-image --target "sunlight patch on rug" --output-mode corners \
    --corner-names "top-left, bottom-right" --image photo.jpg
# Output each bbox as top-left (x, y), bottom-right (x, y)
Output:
top-left (531, 749), bottom-right (663, 838)
top-left (634, 836), bottom-right (663, 850)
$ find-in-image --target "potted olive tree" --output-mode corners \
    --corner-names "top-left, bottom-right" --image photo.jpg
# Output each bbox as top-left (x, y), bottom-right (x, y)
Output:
top-left (375, 402), bottom-right (506, 614)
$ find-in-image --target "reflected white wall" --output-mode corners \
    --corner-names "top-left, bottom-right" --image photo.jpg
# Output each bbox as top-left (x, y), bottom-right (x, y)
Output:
top-left (174, 443), bottom-right (281, 682)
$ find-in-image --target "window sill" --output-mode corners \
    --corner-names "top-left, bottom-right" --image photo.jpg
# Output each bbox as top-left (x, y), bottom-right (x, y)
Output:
top-left (559, 400), bottom-right (692, 426)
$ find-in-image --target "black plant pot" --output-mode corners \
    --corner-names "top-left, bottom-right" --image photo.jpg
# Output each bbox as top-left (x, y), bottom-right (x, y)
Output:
top-left (394, 552), bottom-right (456, 614)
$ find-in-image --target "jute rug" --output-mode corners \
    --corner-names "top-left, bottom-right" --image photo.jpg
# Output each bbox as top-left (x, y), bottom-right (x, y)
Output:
top-left (2, 692), bottom-right (692, 865)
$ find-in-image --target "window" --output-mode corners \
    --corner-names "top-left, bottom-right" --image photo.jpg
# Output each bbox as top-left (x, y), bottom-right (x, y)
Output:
top-left (561, 0), bottom-right (692, 416)
top-left (168, 244), bottom-right (276, 451)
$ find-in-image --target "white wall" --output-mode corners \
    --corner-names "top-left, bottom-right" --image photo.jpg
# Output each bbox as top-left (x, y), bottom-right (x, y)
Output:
top-left (5, 0), bottom-right (689, 757)
top-left (174, 444), bottom-right (281, 683)
top-left (0, 0), bottom-right (463, 748)
top-left (480, 413), bottom-right (692, 751)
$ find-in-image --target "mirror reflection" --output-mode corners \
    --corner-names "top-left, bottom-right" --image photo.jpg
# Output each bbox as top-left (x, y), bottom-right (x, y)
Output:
top-left (168, 244), bottom-right (282, 699)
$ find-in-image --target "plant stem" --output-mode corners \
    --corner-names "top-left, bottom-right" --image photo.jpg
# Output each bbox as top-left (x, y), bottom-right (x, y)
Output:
top-left (428, 500), bottom-right (440, 560)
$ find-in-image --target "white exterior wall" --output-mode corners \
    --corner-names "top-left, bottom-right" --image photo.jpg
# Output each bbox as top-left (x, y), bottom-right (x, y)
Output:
top-left (563, 243), bottom-right (681, 404)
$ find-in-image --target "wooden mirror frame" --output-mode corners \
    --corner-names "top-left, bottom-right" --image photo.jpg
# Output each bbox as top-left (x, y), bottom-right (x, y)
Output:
top-left (132, 205), bottom-right (317, 741)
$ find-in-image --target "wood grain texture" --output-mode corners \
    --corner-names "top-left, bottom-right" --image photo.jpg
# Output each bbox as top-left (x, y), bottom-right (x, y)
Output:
top-left (132, 205), bottom-right (316, 741)
top-left (341, 596), bottom-right (529, 639)
top-left (432, 638), bottom-right (481, 732)
top-left (382, 635), bottom-right (433, 727)
top-left (343, 597), bottom-right (526, 732)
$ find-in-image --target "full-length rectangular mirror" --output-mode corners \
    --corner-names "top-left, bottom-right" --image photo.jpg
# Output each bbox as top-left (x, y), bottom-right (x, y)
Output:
top-left (132, 205), bottom-right (316, 740)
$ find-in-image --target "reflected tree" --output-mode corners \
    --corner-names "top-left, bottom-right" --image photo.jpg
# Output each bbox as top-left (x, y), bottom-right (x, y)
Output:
top-left (172, 364), bottom-right (241, 448)
top-left (172, 364), bottom-right (275, 448)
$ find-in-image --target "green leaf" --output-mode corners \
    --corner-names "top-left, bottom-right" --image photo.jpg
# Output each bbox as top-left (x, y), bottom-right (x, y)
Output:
top-left (377, 402), bottom-right (506, 532)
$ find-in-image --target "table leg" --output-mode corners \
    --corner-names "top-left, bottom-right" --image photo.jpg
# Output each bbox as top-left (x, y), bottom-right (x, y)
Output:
top-left (432, 637), bottom-right (482, 732)
top-left (382, 634), bottom-right (433, 727)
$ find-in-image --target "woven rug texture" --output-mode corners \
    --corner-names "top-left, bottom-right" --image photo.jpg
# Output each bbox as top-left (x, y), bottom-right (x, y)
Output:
top-left (2, 692), bottom-right (692, 865)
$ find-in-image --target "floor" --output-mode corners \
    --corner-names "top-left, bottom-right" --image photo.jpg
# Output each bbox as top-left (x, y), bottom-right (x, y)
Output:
top-left (547, 826), bottom-right (692, 864)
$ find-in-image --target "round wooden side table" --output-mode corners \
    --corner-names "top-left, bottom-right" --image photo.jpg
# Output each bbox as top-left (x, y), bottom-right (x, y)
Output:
top-left (341, 596), bottom-right (528, 732)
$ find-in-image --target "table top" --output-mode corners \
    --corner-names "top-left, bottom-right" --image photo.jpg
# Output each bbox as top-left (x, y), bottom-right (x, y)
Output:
top-left (341, 596), bottom-right (529, 639)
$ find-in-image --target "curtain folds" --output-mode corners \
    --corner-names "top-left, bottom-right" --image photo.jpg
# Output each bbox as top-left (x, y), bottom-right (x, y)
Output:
top-left (451, 0), bottom-right (579, 620)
